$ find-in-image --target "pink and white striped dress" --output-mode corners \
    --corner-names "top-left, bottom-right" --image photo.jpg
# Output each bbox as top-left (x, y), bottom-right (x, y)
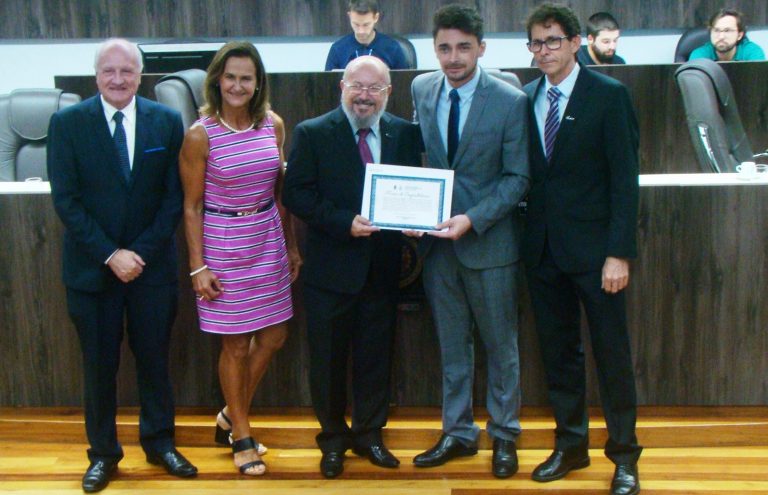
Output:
top-left (196, 114), bottom-right (293, 334)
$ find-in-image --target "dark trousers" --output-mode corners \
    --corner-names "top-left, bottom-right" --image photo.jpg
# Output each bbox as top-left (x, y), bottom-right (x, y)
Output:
top-left (526, 247), bottom-right (642, 465)
top-left (66, 282), bottom-right (178, 463)
top-left (303, 279), bottom-right (396, 453)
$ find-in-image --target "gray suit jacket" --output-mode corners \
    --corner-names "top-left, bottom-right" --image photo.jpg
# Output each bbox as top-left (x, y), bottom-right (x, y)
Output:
top-left (411, 68), bottom-right (530, 269)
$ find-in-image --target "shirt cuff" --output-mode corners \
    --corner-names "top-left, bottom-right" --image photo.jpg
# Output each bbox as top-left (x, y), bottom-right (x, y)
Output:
top-left (104, 248), bottom-right (120, 265)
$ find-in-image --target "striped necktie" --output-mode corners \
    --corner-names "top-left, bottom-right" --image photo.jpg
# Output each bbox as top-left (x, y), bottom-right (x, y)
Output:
top-left (113, 111), bottom-right (131, 180)
top-left (544, 87), bottom-right (562, 162)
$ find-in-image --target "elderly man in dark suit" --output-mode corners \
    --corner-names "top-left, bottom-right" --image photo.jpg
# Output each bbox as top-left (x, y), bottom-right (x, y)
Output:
top-left (410, 4), bottom-right (530, 478)
top-left (47, 38), bottom-right (196, 492)
top-left (522, 4), bottom-right (641, 495)
top-left (283, 55), bottom-right (421, 479)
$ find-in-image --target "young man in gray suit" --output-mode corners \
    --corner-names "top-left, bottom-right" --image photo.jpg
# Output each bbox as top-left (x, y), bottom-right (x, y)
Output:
top-left (409, 3), bottom-right (530, 478)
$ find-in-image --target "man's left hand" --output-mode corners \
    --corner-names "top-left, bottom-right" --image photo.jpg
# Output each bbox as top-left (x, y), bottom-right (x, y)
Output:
top-left (428, 214), bottom-right (472, 240)
top-left (602, 256), bottom-right (630, 294)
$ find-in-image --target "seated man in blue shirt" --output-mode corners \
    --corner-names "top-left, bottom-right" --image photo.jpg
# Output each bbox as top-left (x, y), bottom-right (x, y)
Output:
top-left (325, 0), bottom-right (409, 71)
top-left (689, 8), bottom-right (766, 62)
top-left (577, 12), bottom-right (626, 65)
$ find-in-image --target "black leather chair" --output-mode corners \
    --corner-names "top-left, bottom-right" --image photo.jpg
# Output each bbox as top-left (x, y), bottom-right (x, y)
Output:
top-left (674, 58), bottom-right (765, 172)
top-left (674, 27), bottom-right (710, 62)
top-left (390, 34), bottom-right (417, 69)
top-left (0, 88), bottom-right (80, 181)
top-left (154, 69), bottom-right (207, 130)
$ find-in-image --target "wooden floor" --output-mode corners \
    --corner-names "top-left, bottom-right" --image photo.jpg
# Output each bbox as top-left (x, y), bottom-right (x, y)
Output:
top-left (1, 406), bottom-right (766, 494)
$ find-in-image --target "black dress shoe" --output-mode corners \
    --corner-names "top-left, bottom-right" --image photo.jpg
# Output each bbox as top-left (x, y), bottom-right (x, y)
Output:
top-left (352, 444), bottom-right (400, 468)
top-left (146, 448), bottom-right (198, 478)
top-left (413, 434), bottom-right (478, 467)
top-left (611, 463), bottom-right (640, 495)
top-left (82, 460), bottom-right (118, 493)
top-left (531, 448), bottom-right (590, 482)
top-left (491, 438), bottom-right (518, 478)
top-left (320, 451), bottom-right (345, 478)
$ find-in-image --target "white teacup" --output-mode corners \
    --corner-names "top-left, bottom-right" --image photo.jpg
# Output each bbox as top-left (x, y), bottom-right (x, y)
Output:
top-left (737, 161), bottom-right (757, 177)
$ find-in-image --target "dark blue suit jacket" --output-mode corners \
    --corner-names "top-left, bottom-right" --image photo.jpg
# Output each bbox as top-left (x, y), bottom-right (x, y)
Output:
top-left (47, 95), bottom-right (184, 291)
top-left (283, 107), bottom-right (421, 295)
top-left (522, 66), bottom-right (639, 273)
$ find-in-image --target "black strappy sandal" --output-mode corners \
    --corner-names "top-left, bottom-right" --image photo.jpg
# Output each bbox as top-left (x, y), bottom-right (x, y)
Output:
top-left (232, 437), bottom-right (266, 476)
top-left (215, 410), bottom-right (268, 455)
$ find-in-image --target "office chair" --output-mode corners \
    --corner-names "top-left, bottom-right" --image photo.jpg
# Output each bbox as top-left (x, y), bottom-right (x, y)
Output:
top-left (674, 58), bottom-right (765, 172)
top-left (0, 88), bottom-right (80, 181)
top-left (154, 69), bottom-right (207, 130)
top-left (674, 27), bottom-right (710, 62)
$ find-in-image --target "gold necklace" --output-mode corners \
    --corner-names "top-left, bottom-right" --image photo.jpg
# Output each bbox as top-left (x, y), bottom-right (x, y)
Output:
top-left (216, 112), bottom-right (255, 133)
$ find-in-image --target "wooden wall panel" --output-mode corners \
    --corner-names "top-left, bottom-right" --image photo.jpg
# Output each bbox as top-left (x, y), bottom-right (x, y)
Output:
top-left (2, 1), bottom-right (768, 39)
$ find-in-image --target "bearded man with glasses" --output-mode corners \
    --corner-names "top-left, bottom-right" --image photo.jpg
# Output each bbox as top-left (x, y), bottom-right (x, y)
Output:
top-left (283, 55), bottom-right (421, 479)
top-left (689, 8), bottom-right (765, 62)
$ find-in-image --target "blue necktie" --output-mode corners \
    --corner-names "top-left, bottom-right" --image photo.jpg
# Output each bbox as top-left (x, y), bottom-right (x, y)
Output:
top-left (113, 111), bottom-right (131, 181)
top-left (544, 87), bottom-right (562, 162)
top-left (447, 89), bottom-right (460, 165)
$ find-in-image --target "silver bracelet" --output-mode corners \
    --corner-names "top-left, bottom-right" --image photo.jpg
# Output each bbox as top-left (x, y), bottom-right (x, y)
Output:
top-left (189, 264), bottom-right (208, 277)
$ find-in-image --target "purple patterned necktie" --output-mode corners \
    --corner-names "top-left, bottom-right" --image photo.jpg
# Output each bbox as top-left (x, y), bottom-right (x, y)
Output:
top-left (357, 128), bottom-right (374, 166)
top-left (544, 86), bottom-right (562, 162)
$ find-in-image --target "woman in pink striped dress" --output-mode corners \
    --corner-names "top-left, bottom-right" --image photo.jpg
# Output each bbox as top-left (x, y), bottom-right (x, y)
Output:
top-left (179, 41), bottom-right (301, 476)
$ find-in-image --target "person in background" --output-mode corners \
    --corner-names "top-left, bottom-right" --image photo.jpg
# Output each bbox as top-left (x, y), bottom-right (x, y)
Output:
top-left (325, 0), bottom-right (409, 70)
top-left (47, 38), bottom-right (197, 492)
top-left (689, 8), bottom-right (765, 62)
top-left (577, 12), bottom-right (626, 65)
top-left (523, 4), bottom-right (641, 494)
top-left (179, 41), bottom-right (301, 476)
top-left (283, 55), bottom-right (421, 479)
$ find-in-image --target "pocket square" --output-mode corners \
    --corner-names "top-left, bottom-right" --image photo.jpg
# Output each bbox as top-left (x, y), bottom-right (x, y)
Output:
top-left (144, 146), bottom-right (166, 153)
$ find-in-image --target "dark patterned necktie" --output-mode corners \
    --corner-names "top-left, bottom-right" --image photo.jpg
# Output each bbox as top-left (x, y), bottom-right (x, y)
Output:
top-left (544, 87), bottom-right (562, 162)
top-left (447, 89), bottom-right (460, 164)
top-left (113, 111), bottom-right (131, 180)
top-left (357, 128), bottom-right (374, 166)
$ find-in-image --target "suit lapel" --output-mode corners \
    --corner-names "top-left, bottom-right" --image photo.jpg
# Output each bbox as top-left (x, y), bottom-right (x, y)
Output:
top-left (379, 113), bottom-right (395, 164)
top-left (131, 97), bottom-right (149, 185)
top-left (549, 67), bottom-right (594, 165)
top-left (421, 73), bottom-right (449, 169)
top-left (452, 69), bottom-right (489, 168)
top-left (330, 107), bottom-right (365, 181)
top-left (89, 96), bottom-right (128, 186)
top-left (526, 77), bottom-right (548, 164)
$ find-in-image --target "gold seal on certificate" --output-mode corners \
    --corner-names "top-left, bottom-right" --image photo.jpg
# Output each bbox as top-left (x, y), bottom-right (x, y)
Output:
top-left (360, 163), bottom-right (454, 231)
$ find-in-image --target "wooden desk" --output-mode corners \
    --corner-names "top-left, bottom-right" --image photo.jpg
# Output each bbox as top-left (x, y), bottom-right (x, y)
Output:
top-left (2, 176), bottom-right (766, 407)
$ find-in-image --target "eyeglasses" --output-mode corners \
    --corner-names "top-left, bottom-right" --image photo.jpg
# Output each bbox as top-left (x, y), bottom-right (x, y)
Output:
top-left (342, 81), bottom-right (390, 96)
top-left (712, 28), bottom-right (738, 35)
top-left (527, 36), bottom-right (570, 53)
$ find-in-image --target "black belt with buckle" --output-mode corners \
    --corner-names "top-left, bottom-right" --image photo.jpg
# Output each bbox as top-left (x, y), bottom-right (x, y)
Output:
top-left (204, 199), bottom-right (274, 217)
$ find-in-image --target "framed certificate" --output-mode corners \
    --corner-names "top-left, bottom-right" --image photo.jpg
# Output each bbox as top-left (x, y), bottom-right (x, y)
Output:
top-left (360, 163), bottom-right (454, 231)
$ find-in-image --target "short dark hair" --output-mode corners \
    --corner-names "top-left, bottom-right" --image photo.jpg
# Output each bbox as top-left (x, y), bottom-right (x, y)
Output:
top-left (201, 41), bottom-right (270, 127)
top-left (709, 8), bottom-right (746, 35)
top-left (586, 12), bottom-right (620, 38)
top-left (526, 3), bottom-right (581, 41)
top-left (432, 4), bottom-right (484, 42)
top-left (348, 0), bottom-right (379, 15)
